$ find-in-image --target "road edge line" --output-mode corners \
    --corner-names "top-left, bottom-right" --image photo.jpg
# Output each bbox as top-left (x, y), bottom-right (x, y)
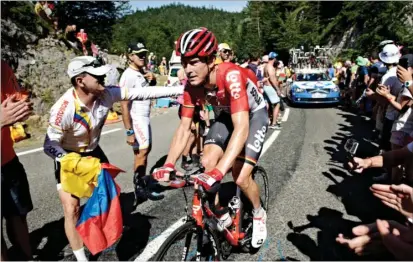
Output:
top-left (16, 128), bottom-right (122, 157)
top-left (134, 216), bottom-right (187, 261)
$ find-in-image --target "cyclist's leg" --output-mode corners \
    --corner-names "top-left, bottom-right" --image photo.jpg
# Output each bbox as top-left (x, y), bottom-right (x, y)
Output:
top-left (232, 108), bottom-right (268, 248)
top-left (232, 108), bottom-right (268, 208)
top-left (132, 116), bottom-right (151, 179)
top-left (55, 147), bottom-right (108, 260)
top-left (202, 115), bottom-right (231, 170)
top-left (58, 190), bottom-right (83, 250)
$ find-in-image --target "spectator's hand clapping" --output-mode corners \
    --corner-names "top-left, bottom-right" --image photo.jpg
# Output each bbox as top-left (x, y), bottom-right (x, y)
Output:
top-left (1, 94), bottom-right (33, 128)
top-left (376, 84), bottom-right (391, 98)
top-left (376, 219), bottom-right (413, 261)
top-left (370, 184), bottom-right (413, 219)
top-left (336, 222), bottom-right (384, 256)
top-left (365, 88), bottom-right (374, 96)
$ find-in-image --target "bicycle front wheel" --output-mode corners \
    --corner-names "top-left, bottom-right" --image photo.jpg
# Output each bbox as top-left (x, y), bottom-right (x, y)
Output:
top-left (252, 165), bottom-right (269, 211)
top-left (153, 220), bottom-right (221, 261)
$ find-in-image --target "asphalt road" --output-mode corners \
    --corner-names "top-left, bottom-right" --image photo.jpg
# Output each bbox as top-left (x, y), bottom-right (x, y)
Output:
top-left (7, 104), bottom-right (403, 261)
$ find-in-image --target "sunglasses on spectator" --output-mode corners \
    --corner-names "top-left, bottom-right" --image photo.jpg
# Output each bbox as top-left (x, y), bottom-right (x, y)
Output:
top-left (221, 49), bottom-right (231, 54)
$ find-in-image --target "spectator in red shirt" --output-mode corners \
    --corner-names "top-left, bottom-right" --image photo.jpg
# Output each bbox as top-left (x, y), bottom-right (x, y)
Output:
top-left (1, 61), bottom-right (34, 260)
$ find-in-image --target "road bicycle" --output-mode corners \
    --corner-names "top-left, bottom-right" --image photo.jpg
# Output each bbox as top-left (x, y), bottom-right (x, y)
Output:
top-left (153, 165), bottom-right (269, 261)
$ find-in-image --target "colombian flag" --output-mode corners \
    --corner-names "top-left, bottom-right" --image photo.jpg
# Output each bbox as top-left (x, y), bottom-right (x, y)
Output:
top-left (76, 164), bottom-right (124, 255)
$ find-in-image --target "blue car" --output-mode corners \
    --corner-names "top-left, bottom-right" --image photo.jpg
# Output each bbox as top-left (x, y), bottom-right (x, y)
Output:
top-left (287, 70), bottom-right (341, 104)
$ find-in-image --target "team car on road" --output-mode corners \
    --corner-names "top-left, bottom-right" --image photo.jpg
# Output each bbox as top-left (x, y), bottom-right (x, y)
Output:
top-left (286, 69), bottom-right (340, 105)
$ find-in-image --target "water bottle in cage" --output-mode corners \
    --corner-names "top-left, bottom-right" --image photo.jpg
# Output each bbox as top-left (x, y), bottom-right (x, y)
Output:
top-left (228, 196), bottom-right (240, 214)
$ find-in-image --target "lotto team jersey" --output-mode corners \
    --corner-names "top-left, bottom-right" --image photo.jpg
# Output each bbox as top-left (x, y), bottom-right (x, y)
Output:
top-left (119, 67), bottom-right (152, 118)
top-left (44, 85), bottom-right (183, 160)
top-left (181, 62), bottom-right (266, 118)
top-left (1, 61), bottom-right (18, 166)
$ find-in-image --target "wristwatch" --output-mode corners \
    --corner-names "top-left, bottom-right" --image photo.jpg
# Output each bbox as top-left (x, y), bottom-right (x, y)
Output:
top-left (126, 128), bottom-right (134, 136)
top-left (404, 80), bottom-right (412, 88)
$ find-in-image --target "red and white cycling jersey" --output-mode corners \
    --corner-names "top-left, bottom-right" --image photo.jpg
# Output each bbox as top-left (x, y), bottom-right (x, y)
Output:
top-left (181, 62), bottom-right (266, 118)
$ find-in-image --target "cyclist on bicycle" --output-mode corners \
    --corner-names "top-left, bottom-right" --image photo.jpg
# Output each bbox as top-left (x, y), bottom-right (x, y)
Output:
top-left (152, 27), bottom-right (269, 248)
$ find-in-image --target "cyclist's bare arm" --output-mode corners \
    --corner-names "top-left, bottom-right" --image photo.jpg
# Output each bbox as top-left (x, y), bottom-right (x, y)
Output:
top-left (268, 66), bottom-right (280, 93)
top-left (215, 111), bottom-right (249, 174)
top-left (165, 116), bottom-right (193, 165)
top-left (108, 85), bottom-right (184, 102)
top-left (43, 101), bottom-right (70, 160)
top-left (119, 73), bottom-right (136, 130)
top-left (120, 101), bottom-right (132, 130)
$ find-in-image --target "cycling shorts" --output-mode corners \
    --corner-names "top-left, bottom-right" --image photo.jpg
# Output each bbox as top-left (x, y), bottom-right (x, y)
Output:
top-left (204, 107), bottom-right (268, 166)
top-left (263, 85), bottom-right (280, 105)
top-left (54, 146), bottom-right (109, 187)
top-left (132, 116), bottom-right (152, 150)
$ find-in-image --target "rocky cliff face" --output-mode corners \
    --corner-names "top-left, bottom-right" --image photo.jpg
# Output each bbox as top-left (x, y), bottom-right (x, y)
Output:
top-left (1, 18), bottom-right (126, 118)
top-left (2, 18), bottom-right (77, 117)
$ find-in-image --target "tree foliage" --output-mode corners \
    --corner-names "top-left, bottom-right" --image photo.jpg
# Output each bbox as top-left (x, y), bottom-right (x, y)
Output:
top-left (2, 1), bottom-right (412, 63)
top-left (111, 3), bottom-right (243, 61)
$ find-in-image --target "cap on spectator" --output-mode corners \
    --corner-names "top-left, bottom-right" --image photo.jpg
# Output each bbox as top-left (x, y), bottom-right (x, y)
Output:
top-left (262, 55), bottom-right (269, 63)
top-left (379, 44), bottom-right (400, 64)
top-left (345, 60), bottom-right (351, 66)
top-left (356, 56), bottom-right (367, 66)
top-left (379, 40), bottom-right (395, 48)
top-left (67, 56), bottom-right (111, 78)
top-left (268, 52), bottom-right (278, 59)
top-left (278, 60), bottom-right (284, 68)
top-left (218, 43), bottom-right (231, 52)
top-left (127, 42), bottom-right (148, 54)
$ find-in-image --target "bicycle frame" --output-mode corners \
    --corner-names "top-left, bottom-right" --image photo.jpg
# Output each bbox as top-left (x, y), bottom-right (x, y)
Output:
top-left (191, 186), bottom-right (246, 247)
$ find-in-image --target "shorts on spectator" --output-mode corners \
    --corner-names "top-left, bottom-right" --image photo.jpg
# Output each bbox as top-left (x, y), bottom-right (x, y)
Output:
top-left (390, 131), bottom-right (412, 147)
top-left (1, 157), bottom-right (33, 217)
top-left (263, 85), bottom-right (280, 105)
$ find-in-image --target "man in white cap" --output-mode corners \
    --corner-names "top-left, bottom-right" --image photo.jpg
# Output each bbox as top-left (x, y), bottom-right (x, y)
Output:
top-left (119, 42), bottom-right (163, 206)
top-left (369, 44), bottom-right (402, 155)
top-left (43, 56), bottom-right (183, 261)
top-left (218, 43), bottom-right (232, 63)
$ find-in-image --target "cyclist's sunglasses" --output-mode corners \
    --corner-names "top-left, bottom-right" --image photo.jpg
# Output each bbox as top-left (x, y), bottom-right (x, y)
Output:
top-left (221, 49), bottom-right (231, 54)
top-left (132, 51), bottom-right (147, 59)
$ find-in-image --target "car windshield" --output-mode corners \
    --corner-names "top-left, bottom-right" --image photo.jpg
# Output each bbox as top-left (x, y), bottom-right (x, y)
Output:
top-left (170, 68), bottom-right (180, 78)
top-left (296, 73), bottom-right (329, 81)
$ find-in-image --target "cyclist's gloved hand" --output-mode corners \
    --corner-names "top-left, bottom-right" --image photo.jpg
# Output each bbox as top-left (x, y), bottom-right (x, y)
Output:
top-left (152, 163), bottom-right (175, 182)
top-left (195, 168), bottom-right (224, 192)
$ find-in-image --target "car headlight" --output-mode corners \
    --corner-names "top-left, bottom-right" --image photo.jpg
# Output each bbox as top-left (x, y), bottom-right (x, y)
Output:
top-left (294, 87), bottom-right (305, 93)
top-left (332, 86), bottom-right (340, 92)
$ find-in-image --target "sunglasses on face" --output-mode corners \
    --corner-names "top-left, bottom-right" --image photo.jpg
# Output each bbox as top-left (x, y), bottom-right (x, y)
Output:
top-left (222, 50), bottom-right (231, 54)
top-left (132, 52), bottom-right (147, 59)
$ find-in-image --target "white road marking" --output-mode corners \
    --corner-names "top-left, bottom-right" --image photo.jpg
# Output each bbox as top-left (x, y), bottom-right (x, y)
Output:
top-left (134, 217), bottom-right (187, 261)
top-left (135, 108), bottom-right (292, 261)
top-left (282, 108), bottom-right (290, 122)
top-left (261, 130), bottom-right (280, 157)
top-left (16, 128), bottom-right (122, 157)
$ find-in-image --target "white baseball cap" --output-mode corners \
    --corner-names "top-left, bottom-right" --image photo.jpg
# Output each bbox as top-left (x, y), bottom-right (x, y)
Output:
top-left (262, 55), bottom-right (269, 63)
top-left (379, 44), bottom-right (400, 64)
top-left (218, 43), bottom-right (231, 51)
top-left (67, 56), bottom-right (111, 78)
